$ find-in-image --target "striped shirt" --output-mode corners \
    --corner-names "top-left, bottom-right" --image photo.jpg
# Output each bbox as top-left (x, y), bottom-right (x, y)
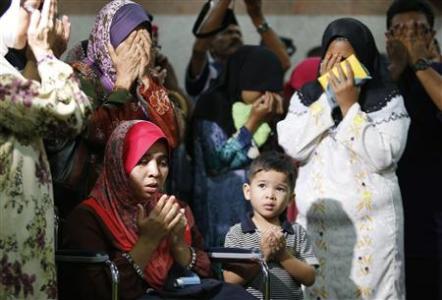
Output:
top-left (224, 214), bottom-right (318, 300)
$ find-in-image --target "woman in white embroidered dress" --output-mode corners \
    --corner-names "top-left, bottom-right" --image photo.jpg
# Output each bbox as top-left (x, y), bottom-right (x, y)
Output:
top-left (0, 0), bottom-right (90, 298)
top-left (277, 18), bottom-right (409, 299)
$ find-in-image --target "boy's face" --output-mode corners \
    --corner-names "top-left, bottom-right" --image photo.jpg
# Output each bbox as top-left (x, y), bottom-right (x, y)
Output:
top-left (243, 169), bottom-right (294, 222)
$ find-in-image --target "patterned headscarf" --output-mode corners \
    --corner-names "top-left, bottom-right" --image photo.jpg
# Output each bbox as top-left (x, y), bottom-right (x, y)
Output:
top-left (86, 0), bottom-right (152, 91)
top-left (85, 120), bottom-right (191, 290)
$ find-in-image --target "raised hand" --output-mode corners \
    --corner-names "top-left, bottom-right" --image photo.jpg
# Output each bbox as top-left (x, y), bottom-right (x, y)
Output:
top-left (244, 0), bottom-right (263, 19)
top-left (169, 208), bottom-right (187, 246)
top-left (329, 61), bottom-right (359, 116)
top-left (27, 0), bottom-right (57, 61)
top-left (108, 31), bottom-right (141, 91)
top-left (385, 27), bottom-right (409, 81)
top-left (52, 15), bottom-right (71, 58)
top-left (320, 53), bottom-right (342, 76)
top-left (136, 194), bottom-right (181, 243)
top-left (137, 29), bottom-right (152, 84)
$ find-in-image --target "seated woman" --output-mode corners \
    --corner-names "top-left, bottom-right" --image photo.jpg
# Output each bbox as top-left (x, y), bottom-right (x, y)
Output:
top-left (61, 120), bottom-right (256, 300)
top-left (48, 0), bottom-right (180, 217)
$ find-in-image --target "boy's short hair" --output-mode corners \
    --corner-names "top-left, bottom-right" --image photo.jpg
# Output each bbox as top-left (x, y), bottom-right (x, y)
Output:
top-left (248, 151), bottom-right (298, 191)
top-left (386, 0), bottom-right (435, 29)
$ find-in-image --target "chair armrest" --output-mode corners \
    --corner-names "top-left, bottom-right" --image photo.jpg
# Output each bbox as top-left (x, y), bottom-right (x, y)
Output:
top-left (206, 247), bottom-right (262, 263)
top-left (55, 250), bottom-right (110, 263)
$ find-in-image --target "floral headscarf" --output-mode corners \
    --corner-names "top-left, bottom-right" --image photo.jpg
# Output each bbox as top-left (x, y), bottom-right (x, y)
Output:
top-left (86, 0), bottom-right (151, 91)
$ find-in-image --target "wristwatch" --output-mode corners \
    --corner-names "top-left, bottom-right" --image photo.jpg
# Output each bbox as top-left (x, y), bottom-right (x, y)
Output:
top-left (256, 22), bottom-right (270, 34)
top-left (411, 58), bottom-right (431, 72)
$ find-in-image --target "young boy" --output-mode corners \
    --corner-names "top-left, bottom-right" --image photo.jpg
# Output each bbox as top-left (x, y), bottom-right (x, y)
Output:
top-left (223, 151), bottom-right (317, 300)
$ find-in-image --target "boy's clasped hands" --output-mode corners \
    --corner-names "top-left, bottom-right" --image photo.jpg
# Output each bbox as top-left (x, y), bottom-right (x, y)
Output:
top-left (260, 225), bottom-right (287, 262)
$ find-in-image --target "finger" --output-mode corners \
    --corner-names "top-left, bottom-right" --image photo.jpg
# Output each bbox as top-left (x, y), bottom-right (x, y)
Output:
top-left (46, 0), bottom-right (56, 29)
top-left (329, 71), bottom-right (339, 89)
top-left (163, 203), bottom-right (179, 224)
top-left (167, 213), bottom-right (183, 231)
top-left (62, 15), bottom-right (71, 41)
top-left (159, 196), bottom-right (176, 218)
top-left (326, 53), bottom-right (338, 72)
top-left (273, 93), bottom-right (284, 114)
top-left (137, 204), bottom-right (145, 225)
top-left (107, 42), bottom-right (118, 62)
top-left (336, 62), bottom-right (347, 83)
top-left (345, 61), bottom-right (354, 84)
top-left (27, 9), bottom-right (41, 37)
top-left (153, 194), bottom-right (168, 214)
top-left (39, 0), bottom-right (51, 26)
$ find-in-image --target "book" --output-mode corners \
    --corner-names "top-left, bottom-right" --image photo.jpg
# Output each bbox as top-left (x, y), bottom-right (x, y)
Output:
top-left (318, 54), bottom-right (369, 90)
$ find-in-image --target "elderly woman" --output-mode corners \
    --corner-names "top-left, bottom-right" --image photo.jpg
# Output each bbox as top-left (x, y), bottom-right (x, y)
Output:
top-left (49, 0), bottom-right (179, 217)
top-left (0, 0), bottom-right (91, 298)
top-left (61, 121), bottom-right (256, 300)
top-left (278, 18), bottom-right (409, 299)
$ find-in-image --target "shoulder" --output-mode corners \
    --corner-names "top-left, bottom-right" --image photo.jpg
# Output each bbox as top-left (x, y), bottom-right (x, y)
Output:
top-left (226, 223), bottom-right (243, 236)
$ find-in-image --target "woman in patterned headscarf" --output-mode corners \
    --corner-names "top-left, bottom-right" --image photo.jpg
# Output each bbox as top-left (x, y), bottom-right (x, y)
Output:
top-left (0, 0), bottom-right (91, 298)
top-left (49, 0), bottom-right (180, 217)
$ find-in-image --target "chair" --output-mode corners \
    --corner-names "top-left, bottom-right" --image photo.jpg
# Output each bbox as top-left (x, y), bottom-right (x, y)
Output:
top-left (54, 212), bottom-right (120, 300)
top-left (207, 247), bottom-right (270, 300)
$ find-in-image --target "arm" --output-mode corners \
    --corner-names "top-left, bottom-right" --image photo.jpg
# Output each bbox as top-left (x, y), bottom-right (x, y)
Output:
top-left (278, 253), bottom-right (315, 286)
top-left (190, 0), bottom-right (232, 78)
top-left (334, 94), bottom-right (410, 173)
top-left (277, 92), bottom-right (334, 163)
top-left (244, 0), bottom-right (291, 71)
top-left (415, 67), bottom-right (442, 110)
top-left (168, 202), bottom-right (212, 277)
top-left (223, 226), bottom-right (260, 285)
top-left (198, 120), bottom-right (254, 175)
top-left (276, 225), bottom-right (317, 286)
top-left (0, 57), bottom-right (90, 138)
top-left (62, 205), bottom-right (148, 300)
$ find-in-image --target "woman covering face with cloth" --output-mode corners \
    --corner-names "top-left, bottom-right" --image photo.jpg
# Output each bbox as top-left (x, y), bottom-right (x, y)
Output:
top-left (0, 0), bottom-right (91, 298)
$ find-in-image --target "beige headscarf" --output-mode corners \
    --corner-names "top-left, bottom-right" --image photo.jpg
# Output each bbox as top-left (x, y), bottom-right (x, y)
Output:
top-left (0, 0), bottom-right (24, 77)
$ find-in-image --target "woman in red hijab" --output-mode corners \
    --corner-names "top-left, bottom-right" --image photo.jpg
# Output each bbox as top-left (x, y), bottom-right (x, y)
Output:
top-left (61, 120), bottom-right (256, 300)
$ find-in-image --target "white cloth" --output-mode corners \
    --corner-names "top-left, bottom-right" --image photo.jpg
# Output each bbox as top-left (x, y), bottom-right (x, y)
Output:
top-left (277, 92), bottom-right (410, 300)
top-left (0, 0), bottom-right (23, 77)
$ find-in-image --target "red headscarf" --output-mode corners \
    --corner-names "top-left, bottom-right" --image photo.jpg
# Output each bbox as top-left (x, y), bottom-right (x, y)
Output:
top-left (84, 120), bottom-right (191, 290)
top-left (284, 57), bottom-right (321, 100)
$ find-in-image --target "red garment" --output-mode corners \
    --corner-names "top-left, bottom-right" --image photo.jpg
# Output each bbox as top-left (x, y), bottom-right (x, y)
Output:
top-left (284, 57), bottom-right (321, 100)
top-left (85, 121), bottom-right (189, 290)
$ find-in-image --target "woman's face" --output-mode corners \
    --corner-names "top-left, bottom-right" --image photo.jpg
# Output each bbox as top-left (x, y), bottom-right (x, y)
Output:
top-left (128, 141), bottom-right (169, 203)
top-left (241, 90), bottom-right (263, 104)
top-left (14, 0), bottom-right (42, 49)
top-left (324, 38), bottom-right (356, 61)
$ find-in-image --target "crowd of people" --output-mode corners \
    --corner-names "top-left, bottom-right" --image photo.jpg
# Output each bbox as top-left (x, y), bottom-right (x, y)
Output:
top-left (0, 0), bottom-right (441, 299)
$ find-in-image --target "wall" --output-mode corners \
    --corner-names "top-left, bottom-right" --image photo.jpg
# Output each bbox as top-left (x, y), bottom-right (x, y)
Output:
top-left (67, 13), bottom-right (442, 88)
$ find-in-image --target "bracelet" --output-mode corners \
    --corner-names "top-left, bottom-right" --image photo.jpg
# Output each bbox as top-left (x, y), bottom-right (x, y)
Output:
top-left (186, 247), bottom-right (197, 270)
top-left (256, 22), bottom-right (271, 34)
top-left (36, 54), bottom-right (55, 65)
top-left (122, 252), bottom-right (145, 280)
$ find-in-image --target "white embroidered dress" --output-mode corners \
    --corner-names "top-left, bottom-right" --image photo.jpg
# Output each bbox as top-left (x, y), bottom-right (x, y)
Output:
top-left (277, 92), bottom-right (409, 300)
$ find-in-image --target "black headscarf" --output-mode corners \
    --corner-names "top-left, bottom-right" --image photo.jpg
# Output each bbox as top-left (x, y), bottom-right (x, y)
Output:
top-left (192, 45), bottom-right (284, 136)
top-left (0, 0), bottom-right (11, 17)
top-left (300, 18), bottom-right (398, 117)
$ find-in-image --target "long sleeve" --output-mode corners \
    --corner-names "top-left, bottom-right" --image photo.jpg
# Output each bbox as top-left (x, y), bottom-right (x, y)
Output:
top-left (0, 57), bottom-right (91, 138)
top-left (277, 92), bottom-right (334, 163)
top-left (62, 205), bottom-right (148, 300)
top-left (198, 120), bottom-right (255, 175)
top-left (334, 94), bottom-right (410, 173)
